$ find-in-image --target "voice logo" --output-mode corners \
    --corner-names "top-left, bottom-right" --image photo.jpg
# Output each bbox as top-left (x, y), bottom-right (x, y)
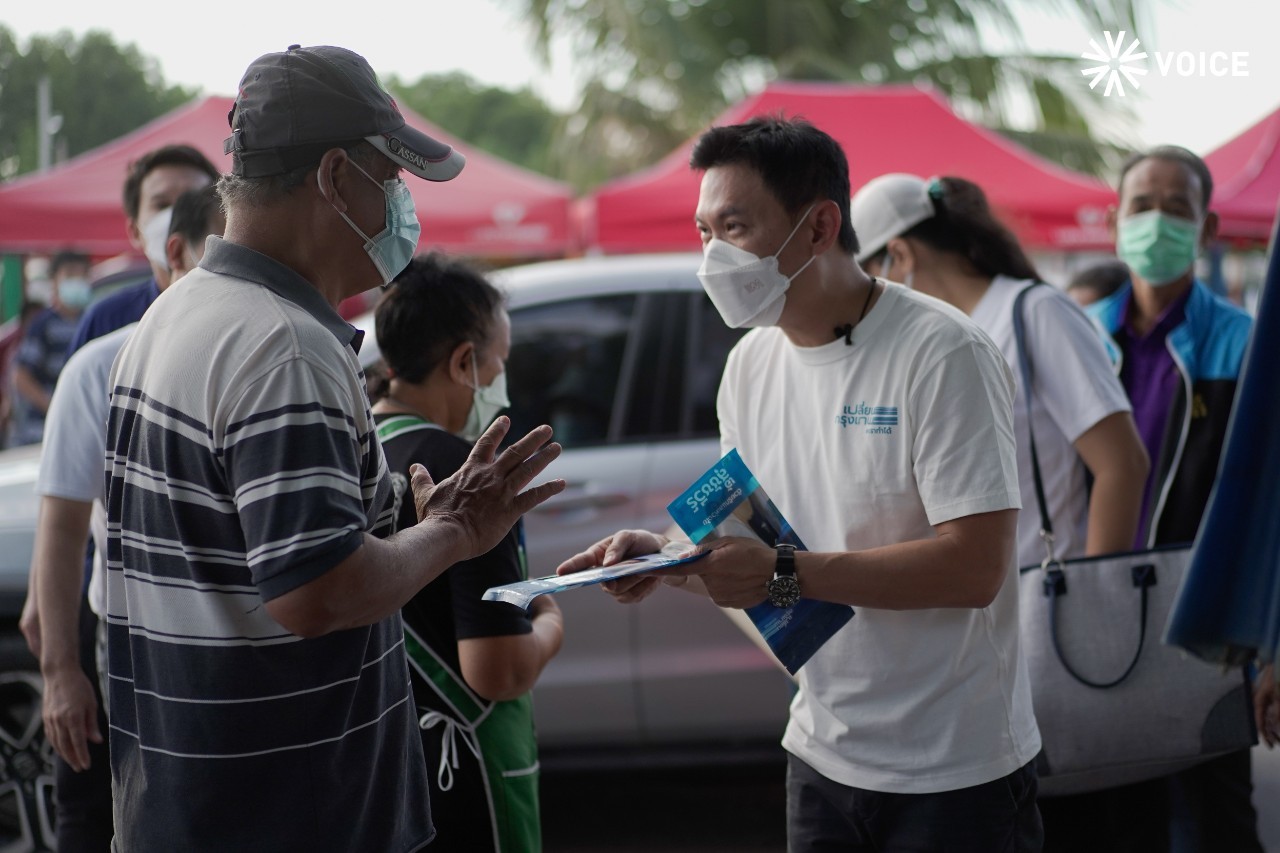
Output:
top-left (1081, 31), bottom-right (1250, 97)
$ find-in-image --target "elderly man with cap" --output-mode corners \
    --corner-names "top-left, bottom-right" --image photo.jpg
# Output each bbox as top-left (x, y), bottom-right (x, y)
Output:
top-left (102, 45), bottom-right (564, 852)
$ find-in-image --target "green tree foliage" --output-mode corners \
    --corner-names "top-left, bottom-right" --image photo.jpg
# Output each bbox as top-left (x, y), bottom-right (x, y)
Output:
top-left (507, 0), bottom-right (1146, 186)
top-left (388, 72), bottom-right (561, 176)
top-left (0, 26), bottom-right (195, 180)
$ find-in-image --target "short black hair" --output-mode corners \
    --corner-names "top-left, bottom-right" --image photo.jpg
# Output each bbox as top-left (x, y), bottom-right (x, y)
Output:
top-left (690, 115), bottom-right (859, 255)
top-left (50, 250), bottom-right (90, 279)
top-left (375, 253), bottom-right (505, 388)
top-left (122, 144), bottom-right (220, 222)
top-left (168, 185), bottom-right (223, 249)
top-left (1117, 145), bottom-right (1214, 210)
top-left (1067, 259), bottom-right (1130, 301)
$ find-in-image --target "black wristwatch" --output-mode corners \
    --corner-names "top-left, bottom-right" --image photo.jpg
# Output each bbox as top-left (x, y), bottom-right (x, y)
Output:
top-left (766, 544), bottom-right (801, 608)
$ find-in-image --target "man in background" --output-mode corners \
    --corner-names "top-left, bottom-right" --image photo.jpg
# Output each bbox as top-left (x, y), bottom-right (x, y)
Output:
top-left (22, 186), bottom-right (225, 852)
top-left (66, 144), bottom-right (218, 355)
top-left (8, 251), bottom-right (91, 446)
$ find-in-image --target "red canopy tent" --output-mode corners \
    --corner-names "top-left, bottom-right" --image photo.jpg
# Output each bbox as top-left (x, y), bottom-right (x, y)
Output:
top-left (0, 96), bottom-right (575, 259)
top-left (1205, 104), bottom-right (1280, 245)
top-left (586, 82), bottom-right (1117, 254)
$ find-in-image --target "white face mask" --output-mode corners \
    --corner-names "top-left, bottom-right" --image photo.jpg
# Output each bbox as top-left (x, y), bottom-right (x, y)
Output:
top-left (141, 207), bottom-right (174, 271)
top-left (696, 205), bottom-right (816, 328)
top-left (460, 361), bottom-right (510, 442)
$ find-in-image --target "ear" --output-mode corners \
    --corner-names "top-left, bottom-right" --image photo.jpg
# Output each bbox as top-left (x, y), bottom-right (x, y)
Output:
top-left (884, 237), bottom-right (916, 276)
top-left (1199, 211), bottom-right (1219, 248)
top-left (1105, 205), bottom-right (1119, 243)
top-left (809, 200), bottom-right (843, 255)
top-left (126, 218), bottom-right (144, 251)
top-left (164, 233), bottom-right (186, 276)
top-left (448, 340), bottom-right (475, 386)
top-left (315, 148), bottom-right (351, 213)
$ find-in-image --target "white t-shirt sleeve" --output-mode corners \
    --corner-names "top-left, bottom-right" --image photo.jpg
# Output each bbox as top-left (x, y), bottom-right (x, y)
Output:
top-left (909, 339), bottom-right (1022, 526)
top-left (35, 332), bottom-right (122, 501)
top-left (1023, 289), bottom-right (1131, 444)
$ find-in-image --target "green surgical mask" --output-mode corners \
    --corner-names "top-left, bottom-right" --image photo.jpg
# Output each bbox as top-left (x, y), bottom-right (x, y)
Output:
top-left (1116, 210), bottom-right (1201, 287)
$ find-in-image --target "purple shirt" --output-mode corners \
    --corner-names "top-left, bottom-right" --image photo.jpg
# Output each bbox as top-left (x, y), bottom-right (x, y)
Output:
top-left (1117, 289), bottom-right (1191, 547)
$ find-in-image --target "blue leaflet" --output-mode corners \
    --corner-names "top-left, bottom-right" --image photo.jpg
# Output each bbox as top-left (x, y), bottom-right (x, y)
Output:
top-left (667, 449), bottom-right (854, 674)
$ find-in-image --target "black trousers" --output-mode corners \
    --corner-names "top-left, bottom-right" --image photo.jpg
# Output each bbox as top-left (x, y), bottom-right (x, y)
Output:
top-left (1039, 750), bottom-right (1262, 853)
top-left (786, 754), bottom-right (1043, 853)
top-left (53, 599), bottom-right (113, 852)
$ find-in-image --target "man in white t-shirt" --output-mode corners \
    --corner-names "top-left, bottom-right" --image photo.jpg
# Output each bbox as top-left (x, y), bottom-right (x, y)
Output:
top-left (21, 186), bottom-right (224, 851)
top-left (559, 117), bottom-right (1042, 851)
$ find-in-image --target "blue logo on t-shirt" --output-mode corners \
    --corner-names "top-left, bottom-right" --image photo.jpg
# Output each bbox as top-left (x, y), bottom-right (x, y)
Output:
top-left (837, 402), bottom-right (898, 434)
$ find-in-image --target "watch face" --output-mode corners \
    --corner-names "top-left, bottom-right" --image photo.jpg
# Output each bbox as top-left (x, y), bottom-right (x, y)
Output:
top-left (767, 575), bottom-right (801, 609)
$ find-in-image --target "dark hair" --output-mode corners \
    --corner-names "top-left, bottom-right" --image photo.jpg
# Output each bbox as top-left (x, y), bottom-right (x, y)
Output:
top-left (168, 185), bottom-right (223, 248)
top-left (374, 253), bottom-right (505, 393)
top-left (1117, 145), bottom-right (1213, 210)
top-left (122, 144), bottom-right (220, 223)
top-left (690, 115), bottom-right (859, 256)
top-left (50, 250), bottom-right (90, 278)
top-left (871, 176), bottom-right (1040, 282)
top-left (1067, 259), bottom-right (1130, 301)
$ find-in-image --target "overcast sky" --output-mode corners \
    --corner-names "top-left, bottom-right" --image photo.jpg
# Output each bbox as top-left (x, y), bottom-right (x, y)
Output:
top-left (4, 0), bottom-right (1276, 158)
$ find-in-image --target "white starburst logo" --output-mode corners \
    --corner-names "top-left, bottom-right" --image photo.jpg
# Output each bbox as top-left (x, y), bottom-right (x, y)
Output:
top-left (1081, 31), bottom-right (1149, 97)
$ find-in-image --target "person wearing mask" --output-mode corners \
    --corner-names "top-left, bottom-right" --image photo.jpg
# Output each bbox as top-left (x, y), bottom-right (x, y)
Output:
top-left (560, 117), bottom-right (1042, 852)
top-left (20, 186), bottom-right (226, 852)
top-left (1087, 145), bottom-right (1262, 853)
top-left (850, 174), bottom-right (1149, 569)
top-left (8, 251), bottom-right (92, 446)
top-left (102, 45), bottom-right (563, 851)
top-left (371, 254), bottom-right (564, 852)
top-left (65, 144), bottom-right (219, 356)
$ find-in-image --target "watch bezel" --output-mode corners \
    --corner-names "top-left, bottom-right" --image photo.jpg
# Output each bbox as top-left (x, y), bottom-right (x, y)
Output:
top-left (767, 574), bottom-right (802, 608)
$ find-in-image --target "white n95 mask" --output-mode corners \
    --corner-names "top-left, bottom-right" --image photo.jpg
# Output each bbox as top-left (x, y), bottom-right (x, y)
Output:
top-left (696, 205), bottom-right (816, 328)
top-left (142, 207), bottom-right (174, 271)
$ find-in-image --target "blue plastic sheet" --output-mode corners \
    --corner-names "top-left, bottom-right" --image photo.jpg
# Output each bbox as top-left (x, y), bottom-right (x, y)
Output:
top-left (1165, 216), bottom-right (1280, 665)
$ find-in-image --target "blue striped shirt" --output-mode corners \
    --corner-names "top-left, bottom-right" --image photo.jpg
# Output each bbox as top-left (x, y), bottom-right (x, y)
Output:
top-left (104, 238), bottom-right (432, 852)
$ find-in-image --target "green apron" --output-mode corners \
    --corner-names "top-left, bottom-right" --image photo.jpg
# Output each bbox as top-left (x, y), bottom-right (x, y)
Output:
top-left (377, 414), bottom-right (542, 852)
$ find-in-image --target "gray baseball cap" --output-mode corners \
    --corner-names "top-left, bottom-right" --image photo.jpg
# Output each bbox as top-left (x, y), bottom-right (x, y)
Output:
top-left (224, 45), bottom-right (465, 182)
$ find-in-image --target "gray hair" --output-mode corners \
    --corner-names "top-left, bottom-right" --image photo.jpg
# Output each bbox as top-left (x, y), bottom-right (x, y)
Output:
top-left (217, 141), bottom-right (384, 210)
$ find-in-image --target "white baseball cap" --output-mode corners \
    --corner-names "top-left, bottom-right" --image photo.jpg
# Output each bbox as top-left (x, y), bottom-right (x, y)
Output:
top-left (850, 173), bottom-right (937, 263)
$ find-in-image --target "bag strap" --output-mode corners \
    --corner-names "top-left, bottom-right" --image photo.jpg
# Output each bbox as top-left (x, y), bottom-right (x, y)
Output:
top-left (1046, 562), bottom-right (1158, 689)
top-left (1011, 282), bottom-right (1056, 563)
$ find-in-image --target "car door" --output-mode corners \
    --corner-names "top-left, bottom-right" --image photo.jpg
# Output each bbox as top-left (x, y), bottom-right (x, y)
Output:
top-left (505, 291), bottom-right (651, 748)
top-left (631, 293), bottom-right (794, 746)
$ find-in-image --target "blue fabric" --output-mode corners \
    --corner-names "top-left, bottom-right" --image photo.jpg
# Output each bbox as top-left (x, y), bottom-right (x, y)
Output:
top-left (67, 278), bottom-right (160, 356)
top-left (1166, 223), bottom-right (1280, 665)
top-left (1088, 280), bottom-right (1251, 382)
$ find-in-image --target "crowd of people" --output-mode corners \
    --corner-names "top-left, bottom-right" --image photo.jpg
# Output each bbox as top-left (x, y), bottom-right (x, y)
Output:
top-left (6, 42), bottom-right (1278, 853)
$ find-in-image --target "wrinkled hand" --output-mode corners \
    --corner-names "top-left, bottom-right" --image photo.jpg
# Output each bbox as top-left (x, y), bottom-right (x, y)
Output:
top-left (19, 593), bottom-right (39, 659)
top-left (1256, 663), bottom-right (1278, 749)
top-left (556, 529), bottom-right (669, 605)
top-left (411, 417), bottom-right (564, 561)
top-left (668, 536), bottom-right (774, 609)
top-left (42, 666), bottom-right (102, 772)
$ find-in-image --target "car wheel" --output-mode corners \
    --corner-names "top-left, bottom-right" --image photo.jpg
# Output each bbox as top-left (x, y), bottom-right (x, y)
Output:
top-left (0, 635), bottom-right (55, 853)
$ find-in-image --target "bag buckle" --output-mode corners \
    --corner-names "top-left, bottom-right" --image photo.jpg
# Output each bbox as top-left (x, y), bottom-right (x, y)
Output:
top-left (1131, 563), bottom-right (1157, 588)
top-left (1043, 567), bottom-right (1067, 598)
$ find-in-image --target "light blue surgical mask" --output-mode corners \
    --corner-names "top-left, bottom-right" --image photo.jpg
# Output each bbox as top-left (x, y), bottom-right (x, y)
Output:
top-left (333, 161), bottom-right (421, 286)
top-left (59, 277), bottom-right (92, 310)
top-left (1116, 210), bottom-right (1200, 288)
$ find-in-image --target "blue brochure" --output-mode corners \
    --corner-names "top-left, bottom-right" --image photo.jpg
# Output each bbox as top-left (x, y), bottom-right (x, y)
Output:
top-left (667, 449), bottom-right (854, 674)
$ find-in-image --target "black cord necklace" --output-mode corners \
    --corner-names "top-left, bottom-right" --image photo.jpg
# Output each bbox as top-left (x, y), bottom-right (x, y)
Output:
top-left (834, 277), bottom-right (879, 346)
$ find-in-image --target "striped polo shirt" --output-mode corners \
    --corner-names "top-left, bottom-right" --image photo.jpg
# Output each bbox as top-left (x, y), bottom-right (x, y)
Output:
top-left (103, 238), bottom-right (432, 852)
